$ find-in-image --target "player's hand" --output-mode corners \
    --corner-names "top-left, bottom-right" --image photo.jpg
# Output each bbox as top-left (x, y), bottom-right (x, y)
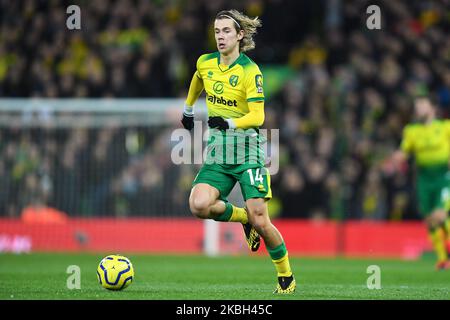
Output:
top-left (181, 113), bottom-right (194, 130)
top-left (208, 116), bottom-right (229, 130)
top-left (392, 150), bottom-right (407, 166)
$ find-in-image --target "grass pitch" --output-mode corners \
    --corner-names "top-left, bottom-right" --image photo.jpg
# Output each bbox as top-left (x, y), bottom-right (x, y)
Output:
top-left (0, 253), bottom-right (448, 300)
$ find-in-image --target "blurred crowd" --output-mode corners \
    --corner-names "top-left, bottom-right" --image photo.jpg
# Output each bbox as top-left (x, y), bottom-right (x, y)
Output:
top-left (0, 126), bottom-right (192, 217)
top-left (0, 0), bottom-right (449, 220)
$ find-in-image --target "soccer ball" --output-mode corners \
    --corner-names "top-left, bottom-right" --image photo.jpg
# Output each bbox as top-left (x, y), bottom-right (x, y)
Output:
top-left (97, 254), bottom-right (134, 290)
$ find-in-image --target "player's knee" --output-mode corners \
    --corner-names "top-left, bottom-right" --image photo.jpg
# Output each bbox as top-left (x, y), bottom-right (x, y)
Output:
top-left (189, 196), bottom-right (210, 219)
top-left (426, 216), bottom-right (436, 229)
top-left (252, 218), bottom-right (270, 236)
top-left (247, 205), bottom-right (266, 220)
top-left (430, 209), bottom-right (446, 226)
top-left (427, 218), bottom-right (443, 231)
top-left (248, 206), bottom-right (270, 235)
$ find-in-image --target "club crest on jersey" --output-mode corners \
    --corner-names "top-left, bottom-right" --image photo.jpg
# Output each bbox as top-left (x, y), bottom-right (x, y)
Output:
top-left (229, 75), bottom-right (239, 87)
top-left (255, 74), bottom-right (263, 94)
top-left (213, 81), bottom-right (224, 94)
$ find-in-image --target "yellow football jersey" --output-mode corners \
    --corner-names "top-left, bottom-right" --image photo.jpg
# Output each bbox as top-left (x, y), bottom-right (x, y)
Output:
top-left (401, 119), bottom-right (450, 167)
top-left (195, 52), bottom-right (265, 121)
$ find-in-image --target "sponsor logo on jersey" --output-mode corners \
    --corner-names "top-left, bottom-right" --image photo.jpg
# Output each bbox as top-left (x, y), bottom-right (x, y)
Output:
top-left (229, 75), bottom-right (239, 87)
top-left (213, 81), bottom-right (224, 94)
top-left (207, 94), bottom-right (237, 107)
top-left (255, 74), bottom-right (263, 94)
top-left (207, 71), bottom-right (213, 79)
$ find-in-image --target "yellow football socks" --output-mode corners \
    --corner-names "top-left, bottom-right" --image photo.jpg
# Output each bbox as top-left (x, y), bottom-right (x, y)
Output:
top-left (229, 206), bottom-right (248, 224)
top-left (429, 227), bottom-right (448, 262)
top-left (273, 254), bottom-right (293, 277)
top-left (444, 218), bottom-right (450, 240)
top-left (214, 202), bottom-right (248, 224)
top-left (268, 242), bottom-right (293, 277)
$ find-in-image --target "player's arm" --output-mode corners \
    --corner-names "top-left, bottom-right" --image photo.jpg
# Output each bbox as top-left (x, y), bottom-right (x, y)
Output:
top-left (225, 101), bottom-right (264, 129)
top-left (181, 70), bottom-right (204, 130)
top-left (185, 71), bottom-right (204, 110)
top-left (208, 105), bottom-right (264, 130)
top-left (392, 149), bottom-right (408, 166)
top-left (392, 126), bottom-right (413, 167)
top-left (230, 66), bottom-right (265, 129)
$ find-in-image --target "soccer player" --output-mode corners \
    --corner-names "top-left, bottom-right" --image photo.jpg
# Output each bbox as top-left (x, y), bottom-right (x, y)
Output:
top-left (392, 95), bottom-right (450, 270)
top-left (180, 9), bottom-right (295, 293)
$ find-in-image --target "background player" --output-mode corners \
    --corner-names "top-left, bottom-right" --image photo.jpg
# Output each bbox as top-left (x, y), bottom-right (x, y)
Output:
top-left (181, 9), bottom-right (295, 293)
top-left (392, 95), bottom-right (450, 270)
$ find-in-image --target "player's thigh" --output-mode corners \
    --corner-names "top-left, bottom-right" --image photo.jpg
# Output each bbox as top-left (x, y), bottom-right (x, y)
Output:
top-left (428, 183), bottom-right (450, 224)
top-left (440, 176), bottom-right (450, 212)
top-left (416, 180), bottom-right (434, 218)
top-left (192, 164), bottom-right (237, 202)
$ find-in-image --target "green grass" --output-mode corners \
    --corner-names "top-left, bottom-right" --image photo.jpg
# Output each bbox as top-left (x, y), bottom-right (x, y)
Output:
top-left (0, 253), bottom-right (449, 300)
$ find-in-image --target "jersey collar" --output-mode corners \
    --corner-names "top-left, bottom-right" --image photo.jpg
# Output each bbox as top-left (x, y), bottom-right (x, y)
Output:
top-left (218, 52), bottom-right (243, 72)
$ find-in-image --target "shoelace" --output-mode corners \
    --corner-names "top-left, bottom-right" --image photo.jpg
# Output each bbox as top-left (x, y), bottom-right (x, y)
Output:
top-left (248, 229), bottom-right (259, 245)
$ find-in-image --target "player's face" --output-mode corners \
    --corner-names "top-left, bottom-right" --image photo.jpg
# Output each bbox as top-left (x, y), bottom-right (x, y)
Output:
top-left (214, 18), bottom-right (243, 55)
top-left (414, 98), bottom-right (433, 121)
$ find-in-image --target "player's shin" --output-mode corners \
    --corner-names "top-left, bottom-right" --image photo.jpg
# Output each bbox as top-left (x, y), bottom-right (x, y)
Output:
top-left (429, 226), bottom-right (448, 263)
top-left (443, 217), bottom-right (450, 238)
top-left (442, 217), bottom-right (450, 253)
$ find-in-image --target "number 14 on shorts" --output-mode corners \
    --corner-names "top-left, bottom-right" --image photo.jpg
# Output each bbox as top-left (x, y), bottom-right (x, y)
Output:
top-left (244, 168), bottom-right (271, 198)
top-left (247, 168), bottom-right (264, 185)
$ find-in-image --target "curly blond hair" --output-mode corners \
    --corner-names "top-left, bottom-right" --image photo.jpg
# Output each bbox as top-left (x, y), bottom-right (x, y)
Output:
top-left (216, 9), bottom-right (262, 52)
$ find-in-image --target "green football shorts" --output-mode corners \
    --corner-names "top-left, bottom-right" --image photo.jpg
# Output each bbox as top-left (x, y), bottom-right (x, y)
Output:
top-left (192, 163), bottom-right (272, 202)
top-left (416, 164), bottom-right (450, 216)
